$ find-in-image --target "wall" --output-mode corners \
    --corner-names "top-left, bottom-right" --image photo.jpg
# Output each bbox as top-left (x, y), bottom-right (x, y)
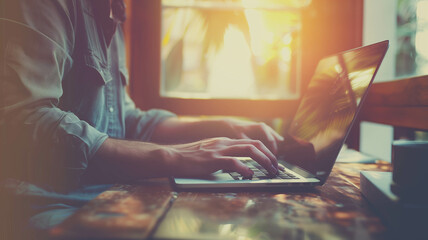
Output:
top-left (360, 0), bottom-right (397, 161)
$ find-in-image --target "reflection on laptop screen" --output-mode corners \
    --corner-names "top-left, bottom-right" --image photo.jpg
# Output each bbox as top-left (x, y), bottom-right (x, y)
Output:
top-left (287, 41), bottom-right (388, 181)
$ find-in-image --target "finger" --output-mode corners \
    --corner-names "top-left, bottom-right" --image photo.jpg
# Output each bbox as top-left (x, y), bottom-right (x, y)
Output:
top-left (260, 124), bottom-right (279, 155)
top-left (237, 132), bottom-right (250, 140)
top-left (267, 126), bottom-right (284, 142)
top-left (221, 144), bottom-right (278, 175)
top-left (218, 157), bottom-right (254, 178)
top-left (260, 123), bottom-right (286, 154)
top-left (229, 139), bottom-right (278, 168)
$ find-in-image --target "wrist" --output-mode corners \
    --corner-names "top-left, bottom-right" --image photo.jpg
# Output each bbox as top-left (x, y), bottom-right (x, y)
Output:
top-left (93, 138), bottom-right (178, 180)
top-left (152, 145), bottom-right (179, 177)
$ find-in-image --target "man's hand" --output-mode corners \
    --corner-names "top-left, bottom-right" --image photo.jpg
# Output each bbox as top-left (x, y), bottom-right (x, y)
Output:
top-left (164, 137), bottom-right (279, 178)
top-left (93, 137), bottom-right (280, 181)
top-left (217, 118), bottom-right (284, 155)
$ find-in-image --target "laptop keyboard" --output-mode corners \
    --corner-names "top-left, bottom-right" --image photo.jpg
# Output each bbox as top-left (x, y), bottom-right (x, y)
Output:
top-left (229, 159), bottom-right (299, 180)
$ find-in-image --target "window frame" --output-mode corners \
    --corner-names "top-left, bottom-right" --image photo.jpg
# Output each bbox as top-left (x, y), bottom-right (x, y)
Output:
top-left (125, 0), bottom-right (363, 119)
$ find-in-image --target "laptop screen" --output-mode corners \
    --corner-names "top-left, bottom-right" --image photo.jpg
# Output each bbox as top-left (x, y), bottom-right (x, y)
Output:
top-left (285, 41), bottom-right (389, 182)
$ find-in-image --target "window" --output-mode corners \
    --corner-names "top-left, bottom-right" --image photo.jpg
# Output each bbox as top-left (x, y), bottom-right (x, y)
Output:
top-left (161, 0), bottom-right (310, 100)
top-left (125, 0), bottom-right (363, 118)
top-left (396, 0), bottom-right (428, 77)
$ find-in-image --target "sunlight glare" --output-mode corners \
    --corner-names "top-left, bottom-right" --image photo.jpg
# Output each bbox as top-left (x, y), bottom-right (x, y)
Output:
top-left (282, 33), bottom-right (293, 45)
top-left (349, 68), bottom-right (375, 92)
top-left (207, 26), bottom-right (256, 98)
top-left (334, 64), bottom-right (342, 73)
top-left (245, 9), bottom-right (276, 64)
top-left (280, 47), bottom-right (292, 61)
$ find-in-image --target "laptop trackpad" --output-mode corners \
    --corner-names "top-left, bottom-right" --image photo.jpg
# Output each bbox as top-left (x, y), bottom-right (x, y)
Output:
top-left (212, 173), bottom-right (235, 181)
top-left (175, 172), bottom-right (234, 184)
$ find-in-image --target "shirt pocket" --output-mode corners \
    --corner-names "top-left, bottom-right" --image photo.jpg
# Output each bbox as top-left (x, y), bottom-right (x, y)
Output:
top-left (83, 53), bottom-right (112, 84)
top-left (66, 54), bottom-right (110, 127)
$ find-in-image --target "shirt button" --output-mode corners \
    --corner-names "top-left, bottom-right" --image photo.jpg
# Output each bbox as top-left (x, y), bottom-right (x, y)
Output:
top-left (109, 107), bottom-right (114, 113)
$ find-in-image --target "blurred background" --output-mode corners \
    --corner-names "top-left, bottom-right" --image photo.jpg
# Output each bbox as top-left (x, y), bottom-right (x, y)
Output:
top-left (122, 0), bottom-right (428, 162)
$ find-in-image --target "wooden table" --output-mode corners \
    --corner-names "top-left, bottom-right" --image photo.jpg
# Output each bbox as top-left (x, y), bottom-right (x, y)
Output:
top-left (51, 162), bottom-right (393, 240)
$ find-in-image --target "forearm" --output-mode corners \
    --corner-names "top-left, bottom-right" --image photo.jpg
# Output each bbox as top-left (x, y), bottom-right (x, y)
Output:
top-left (91, 138), bottom-right (173, 181)
top-left (151, 117), bottom-right (232, 144)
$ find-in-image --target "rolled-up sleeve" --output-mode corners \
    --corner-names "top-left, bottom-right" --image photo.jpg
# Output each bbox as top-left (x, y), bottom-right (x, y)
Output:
top-left (0, 0), bottom-right (108, 190)
top-left (123, 93), bottom-right (176, 141)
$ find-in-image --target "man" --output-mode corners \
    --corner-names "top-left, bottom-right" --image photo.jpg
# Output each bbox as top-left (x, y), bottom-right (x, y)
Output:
top-left (0, 0), bottom-right (284, 235)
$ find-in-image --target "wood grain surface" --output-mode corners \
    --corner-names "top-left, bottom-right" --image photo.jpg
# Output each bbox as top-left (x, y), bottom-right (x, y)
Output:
top-left (52, 163), bottom-right (393, 240)
top-left (50, 179), bottom-right (175, 239)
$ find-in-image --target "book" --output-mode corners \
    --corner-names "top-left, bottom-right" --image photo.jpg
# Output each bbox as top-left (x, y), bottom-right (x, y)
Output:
top-left (360, 171), bottom-right (428, 238)
top-left (336, 145), bottom-right (377, 163)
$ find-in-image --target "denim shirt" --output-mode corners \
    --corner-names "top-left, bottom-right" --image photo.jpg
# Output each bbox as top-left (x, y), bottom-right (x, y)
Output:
top-left (0, 0), bottom-right (176, 191)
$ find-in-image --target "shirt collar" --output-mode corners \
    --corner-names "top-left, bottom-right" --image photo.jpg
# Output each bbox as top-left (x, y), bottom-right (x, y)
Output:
top-left (93, 0), bottom-right (126, 46)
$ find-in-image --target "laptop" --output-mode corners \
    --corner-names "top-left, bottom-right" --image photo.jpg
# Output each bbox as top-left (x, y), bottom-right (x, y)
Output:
top-left (173, 40), bottom-right (389, 190)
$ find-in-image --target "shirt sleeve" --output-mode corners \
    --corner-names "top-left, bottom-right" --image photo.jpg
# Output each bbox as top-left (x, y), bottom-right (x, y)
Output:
top-left (123, 93), bottom-right (176, 141)
top-left (0, 0), bottom-right (108, 191)
top-left (114, 24), bottom-right (176, 142)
